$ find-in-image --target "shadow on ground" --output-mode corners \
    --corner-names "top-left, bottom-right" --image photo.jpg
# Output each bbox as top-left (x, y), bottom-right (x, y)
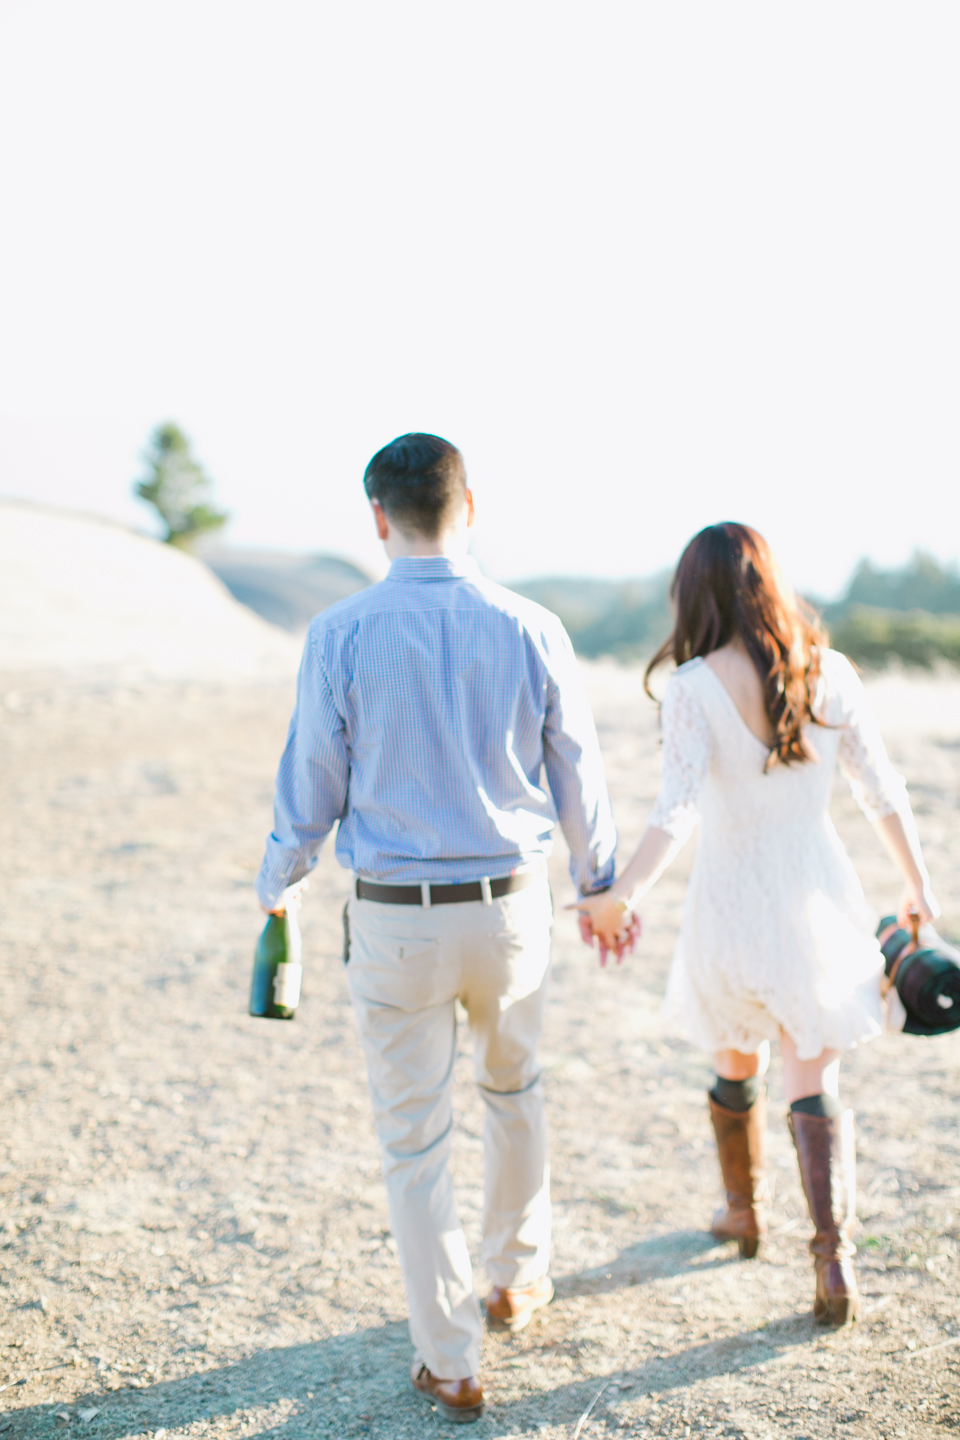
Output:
top-left (4, 1319), bottom-right (816, 1438)
top-left (556, 1227), bottom-right (737, 1298)
top-left (5, 1233), bottom-right (820, 1440)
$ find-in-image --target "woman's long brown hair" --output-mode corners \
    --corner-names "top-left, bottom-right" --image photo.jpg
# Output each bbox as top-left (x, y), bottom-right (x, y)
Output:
top-left (644, 523), bottom-right (828, 767)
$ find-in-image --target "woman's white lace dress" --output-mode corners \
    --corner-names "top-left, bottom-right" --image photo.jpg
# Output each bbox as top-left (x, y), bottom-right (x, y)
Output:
top-left (650, 648), bottom-right (906, 1060)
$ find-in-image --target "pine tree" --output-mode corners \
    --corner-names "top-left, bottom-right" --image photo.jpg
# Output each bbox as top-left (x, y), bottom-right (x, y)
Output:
top-left (134, 423), bottom-right (228, 550)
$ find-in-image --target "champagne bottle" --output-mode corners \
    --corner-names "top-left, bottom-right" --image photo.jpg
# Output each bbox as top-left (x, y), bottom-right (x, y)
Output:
top-left (249, 898), bottom-right (303, 1020)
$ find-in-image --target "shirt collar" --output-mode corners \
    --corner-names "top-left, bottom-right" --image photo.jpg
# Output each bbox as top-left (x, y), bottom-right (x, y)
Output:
top-left (386, 555), bottom-right (480, 583)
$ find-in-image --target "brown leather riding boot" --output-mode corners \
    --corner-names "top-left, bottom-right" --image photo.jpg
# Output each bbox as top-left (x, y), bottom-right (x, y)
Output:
top-left (708, 1092), bottom-right (769, 1258)
top-left (788, 1108), bottom-right (861, 1326)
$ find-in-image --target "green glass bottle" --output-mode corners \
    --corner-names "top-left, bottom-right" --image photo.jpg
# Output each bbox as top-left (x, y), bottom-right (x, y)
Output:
top-left (249, 901), bottom-right (303, 1020)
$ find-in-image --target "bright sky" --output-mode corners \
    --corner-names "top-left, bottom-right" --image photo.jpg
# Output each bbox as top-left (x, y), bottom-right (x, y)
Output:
top-left (1, 3), bottom-right (958, 595)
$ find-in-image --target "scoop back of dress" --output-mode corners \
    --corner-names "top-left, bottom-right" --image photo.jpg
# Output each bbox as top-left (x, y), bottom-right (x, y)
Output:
top-left (652, 649), bottom-right (906, 1061)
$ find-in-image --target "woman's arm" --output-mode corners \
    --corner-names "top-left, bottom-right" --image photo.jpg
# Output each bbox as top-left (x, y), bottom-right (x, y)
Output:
top-left (828, 651), bottom-right (940, 926)
top-left (576, 824), bottom-right (683, 948)
top-left (575, 671), bottom-right (712, 958)
top-left (874, 810), bottom-right (940, 925)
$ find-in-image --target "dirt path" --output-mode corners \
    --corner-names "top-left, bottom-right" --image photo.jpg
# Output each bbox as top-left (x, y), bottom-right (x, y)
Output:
top-left (1, 667), bottom-right (958, 1439)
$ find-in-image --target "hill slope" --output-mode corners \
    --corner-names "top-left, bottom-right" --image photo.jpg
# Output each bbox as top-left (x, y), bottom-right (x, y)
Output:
top-left (202, 548), bottom-right (371, 632)
top-left (0, 501), bottom-right (301, 680)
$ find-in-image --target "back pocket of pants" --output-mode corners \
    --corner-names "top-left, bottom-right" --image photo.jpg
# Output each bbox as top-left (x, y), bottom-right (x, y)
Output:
top-left (348, 923), bottom-right (444, 1011)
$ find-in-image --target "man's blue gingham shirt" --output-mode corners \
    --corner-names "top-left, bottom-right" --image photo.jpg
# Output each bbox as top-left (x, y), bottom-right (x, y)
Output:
top-left (256, 555), bottom-right (617, 908)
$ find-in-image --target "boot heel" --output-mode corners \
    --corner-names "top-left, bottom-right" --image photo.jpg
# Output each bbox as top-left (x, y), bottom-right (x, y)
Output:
top-left (738, 1234), bottom-right (760, 1259)
top-left (819, 1294), bottom-right (859, 1327)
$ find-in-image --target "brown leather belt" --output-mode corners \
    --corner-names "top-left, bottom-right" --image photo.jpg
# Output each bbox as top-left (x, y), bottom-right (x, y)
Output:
top-left (355, 870), bottom-right (541, 907)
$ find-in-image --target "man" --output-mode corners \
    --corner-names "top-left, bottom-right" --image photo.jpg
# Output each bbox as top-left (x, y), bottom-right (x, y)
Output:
top-left (256, 433), bottom-right (616, 1422)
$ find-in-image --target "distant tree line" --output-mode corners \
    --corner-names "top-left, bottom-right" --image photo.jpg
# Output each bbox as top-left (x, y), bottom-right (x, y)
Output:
top-left (513, 552), bottom-right (960, 670)
top-left (128, 423), bottom-right (958, 670)
top-left (819, 553), bottom-right (960, 668)
top-left (831, 553), bottom-right (960, 614)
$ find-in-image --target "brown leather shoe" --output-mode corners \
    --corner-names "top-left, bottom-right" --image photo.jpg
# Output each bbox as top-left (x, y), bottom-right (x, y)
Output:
top-left (485, 1274), bottom-right (554, 1332)
top-left (410, 1358), bottom-right (485, 1423)
top-left (708, 1092), bottom-right (770, 1258)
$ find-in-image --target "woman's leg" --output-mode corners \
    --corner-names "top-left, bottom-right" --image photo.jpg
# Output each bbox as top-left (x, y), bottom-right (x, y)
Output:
top-left (707, 1043), bottom-right (771, 1258)
top-left (714, 1042), bottom-right (770, 1082)
top-left (780, 1029), bottom-right (859, 1326)
top-left (779, 1029), bottom-right (840, 1106)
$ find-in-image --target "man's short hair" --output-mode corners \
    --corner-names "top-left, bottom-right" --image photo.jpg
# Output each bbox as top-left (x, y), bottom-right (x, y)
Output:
top-left (363, 433), bottom-right (466, 540)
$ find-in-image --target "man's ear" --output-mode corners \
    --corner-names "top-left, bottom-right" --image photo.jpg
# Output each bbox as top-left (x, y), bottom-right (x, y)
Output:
top-left (371, 499), bottom-right (390, 542)
top-left (465, 488), bottom-right (475, 528)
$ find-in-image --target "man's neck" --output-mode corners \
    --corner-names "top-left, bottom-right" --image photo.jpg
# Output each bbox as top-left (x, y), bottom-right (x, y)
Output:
top-left (384, 533), bottom-right (469, 561)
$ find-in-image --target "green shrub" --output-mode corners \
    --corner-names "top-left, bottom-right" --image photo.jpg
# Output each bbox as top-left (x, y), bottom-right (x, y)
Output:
top-left (829, 606), bottom-right (960, 669)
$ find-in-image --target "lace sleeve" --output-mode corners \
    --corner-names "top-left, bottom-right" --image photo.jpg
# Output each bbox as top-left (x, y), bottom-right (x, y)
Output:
top-left (647, 671), bottom-right (713, 843)
top-left (820, 651), bottom-right (908, 823)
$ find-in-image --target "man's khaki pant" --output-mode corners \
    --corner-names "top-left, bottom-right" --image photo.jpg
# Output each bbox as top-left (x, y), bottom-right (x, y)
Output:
top-left (346, 879), bottom-right (553, 1379)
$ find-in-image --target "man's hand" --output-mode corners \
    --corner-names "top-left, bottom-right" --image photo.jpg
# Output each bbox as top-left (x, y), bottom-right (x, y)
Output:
top-left (260, 879), bottom-right (308, 918)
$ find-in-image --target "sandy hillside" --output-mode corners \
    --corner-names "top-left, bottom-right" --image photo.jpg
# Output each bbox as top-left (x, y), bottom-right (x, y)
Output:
top-left (0, 502), bottom-right (300, 680)
top-left (1, 526), bottom-right (959, 1440)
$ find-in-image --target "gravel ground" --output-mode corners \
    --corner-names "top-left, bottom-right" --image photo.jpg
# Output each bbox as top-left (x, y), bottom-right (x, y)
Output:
top-left (1, 664), bottom-right (958, 1440)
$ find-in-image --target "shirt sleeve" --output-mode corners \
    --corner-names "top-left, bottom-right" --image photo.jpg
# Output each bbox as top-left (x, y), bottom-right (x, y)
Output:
top-left (647, 671), bottom-right (713, 843)
top-left (822, 652), bottom-right (908, 823)
top-left (541, 623), bottom-right (618, 895)
top-left (255, 624), bottom-right (349, 910)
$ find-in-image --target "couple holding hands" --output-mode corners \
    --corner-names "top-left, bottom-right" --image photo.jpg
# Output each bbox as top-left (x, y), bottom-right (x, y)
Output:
top-left (256, 433), bottom-right (937, 1423)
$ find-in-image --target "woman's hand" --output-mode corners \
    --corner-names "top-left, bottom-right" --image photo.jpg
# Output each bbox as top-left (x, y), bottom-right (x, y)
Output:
top-left (897, 879), bottom-right (940, 930)
top-left (573, 892), bottom-right (640, 965)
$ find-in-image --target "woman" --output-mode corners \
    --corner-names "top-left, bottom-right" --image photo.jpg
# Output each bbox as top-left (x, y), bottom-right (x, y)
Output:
top-left (578, 523), bottom-right (938, 1327)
